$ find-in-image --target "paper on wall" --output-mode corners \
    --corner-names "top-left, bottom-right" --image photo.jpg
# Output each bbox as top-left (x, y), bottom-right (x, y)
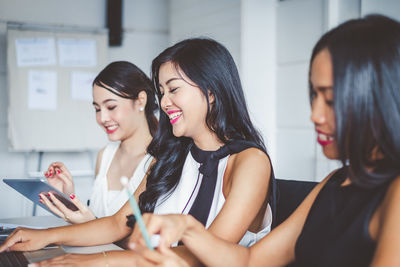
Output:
top-left (28, 70), bottom-right (57, 110)
top-left (15, 38), bottom-right (57, 67)
top-left (58, 39), bottom-right (97, 67)
top-left (70, 71), bottom-right (96, 101)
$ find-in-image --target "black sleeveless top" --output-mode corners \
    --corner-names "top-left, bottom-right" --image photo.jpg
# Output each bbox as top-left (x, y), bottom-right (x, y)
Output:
top-left (294, 167), bottom-right (391, 267)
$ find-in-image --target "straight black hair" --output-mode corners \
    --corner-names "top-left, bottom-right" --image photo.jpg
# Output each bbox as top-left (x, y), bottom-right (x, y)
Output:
top-left (93, 61), bottom-right (158, 136)
top-left (139, 38), bottom-right (268, 212)
top-left (309, 14), bottom-right (400, 187)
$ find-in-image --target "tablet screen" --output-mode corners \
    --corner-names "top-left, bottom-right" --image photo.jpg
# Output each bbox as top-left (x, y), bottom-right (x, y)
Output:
top-left (2, 179), bottom-right (78, 215)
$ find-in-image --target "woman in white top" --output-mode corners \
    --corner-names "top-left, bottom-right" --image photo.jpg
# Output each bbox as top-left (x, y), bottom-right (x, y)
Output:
top-left (0, 38), bottom-right (274, 266)
top-left (41, 61), bottom-right (157, 224)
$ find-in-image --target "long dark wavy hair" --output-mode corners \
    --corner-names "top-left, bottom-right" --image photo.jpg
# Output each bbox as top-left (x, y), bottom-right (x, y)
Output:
top-left (93, 61), bottom-right (158, 136)
top-left (139, 38), bottom-right (268, 212)
top-left (309, 14), bottom-right (400, 188)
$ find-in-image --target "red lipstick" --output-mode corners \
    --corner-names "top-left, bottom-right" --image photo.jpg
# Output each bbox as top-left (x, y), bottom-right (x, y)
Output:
top-left (316, 129), bottom-right (335, 146)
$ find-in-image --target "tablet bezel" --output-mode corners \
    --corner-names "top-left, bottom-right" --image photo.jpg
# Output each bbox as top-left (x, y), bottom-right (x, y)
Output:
top-left (2, 178), bottom-right (78, 216)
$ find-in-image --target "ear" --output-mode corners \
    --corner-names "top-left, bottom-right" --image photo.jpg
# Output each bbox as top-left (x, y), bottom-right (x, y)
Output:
top-left (137, 91), bottom-right (148, 109)
top-left (208, 90), bottom-right (215, 104)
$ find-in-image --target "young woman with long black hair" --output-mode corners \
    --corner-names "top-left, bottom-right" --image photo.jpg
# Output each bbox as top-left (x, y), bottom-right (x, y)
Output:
top-left (129, 14), bottom-right (400, 267)
top-left (0, 38), bottom-right (274, 266)
top-left (40, 61), bottom-right (158, 224)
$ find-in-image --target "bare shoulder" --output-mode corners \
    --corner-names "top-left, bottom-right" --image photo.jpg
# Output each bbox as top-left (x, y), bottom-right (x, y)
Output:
top-left (232, 147), bottom-right (271, 170)
top-left (226, 147), bottom-right (271, 185)
top-left (369, 176), bottom-right (400, 266)
top-left (387, 175), bottom-right (400, 195)
top-left (94, 147), bottom-right (106, 177)
top-left (381, 175), bottom-right (400, 210)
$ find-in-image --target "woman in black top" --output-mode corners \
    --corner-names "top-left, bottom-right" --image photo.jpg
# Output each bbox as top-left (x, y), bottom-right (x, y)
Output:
top-left (129, 14), bottom-right (400, 267)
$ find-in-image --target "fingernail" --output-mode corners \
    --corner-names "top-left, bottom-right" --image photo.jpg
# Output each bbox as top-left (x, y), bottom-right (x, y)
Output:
top-left (39, 199), bottom-right (44, 204)
top-left (56, 170), bottom-right (61, 174)
top-left (38, 194), bottom-right (42, 199)
top-left (70, 194), bottom-right (75, 200)
top-left (44, 172), bottom-right (48, 177)
top-left (47, 193), bottom-right (51, 197)
top-left (129, 242), bottom-right (136, 250)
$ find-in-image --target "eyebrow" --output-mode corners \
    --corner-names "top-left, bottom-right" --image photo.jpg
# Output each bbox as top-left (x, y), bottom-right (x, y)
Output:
top-left (92, 99), bottom-right (117, 106)
top-left (159, 77), bottom-right (183, 88)
top-left (313, 86), bottom-right (333, 92)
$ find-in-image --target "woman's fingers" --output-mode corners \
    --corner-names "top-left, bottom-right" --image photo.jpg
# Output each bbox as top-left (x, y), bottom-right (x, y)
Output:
top-left (0, 228), bottom-right (35, 252)
top-left (129, 213), bottom-right (153, 247)
top-left (129, 214), bottom-right (184, 250)
top-left (133, 244), bottom-right (190, 267)
top-left (68, 195), bottom-right (88, 212)
top-left (47, 192), bottom-right (75, 219)
top-left (159, 245), bottom-right (190, 267)
top-left (39, 193), bottom-right (66, 220)
top-left (133, 244), bottom-right (165, 264)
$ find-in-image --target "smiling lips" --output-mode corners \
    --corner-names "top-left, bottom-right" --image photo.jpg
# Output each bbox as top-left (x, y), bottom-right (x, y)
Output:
top-left (167, 110), bottom-right (182, 124)
top-left (316, 130), bottom-right (335, 146)
top-left (105, 124), bottom-right (118, 134)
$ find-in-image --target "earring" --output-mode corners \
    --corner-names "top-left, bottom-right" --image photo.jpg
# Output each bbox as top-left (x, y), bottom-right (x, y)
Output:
top-left (139, 107), bottom-right (144, 111)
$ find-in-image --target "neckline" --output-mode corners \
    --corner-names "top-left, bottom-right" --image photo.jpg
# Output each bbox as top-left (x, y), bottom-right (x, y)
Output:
top-left (190, 143), bottom-right (219, 164)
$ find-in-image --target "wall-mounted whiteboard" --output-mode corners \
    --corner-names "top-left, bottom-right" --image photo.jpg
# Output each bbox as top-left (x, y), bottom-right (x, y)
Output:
top-left (7, 26), bottom-right (108, 151)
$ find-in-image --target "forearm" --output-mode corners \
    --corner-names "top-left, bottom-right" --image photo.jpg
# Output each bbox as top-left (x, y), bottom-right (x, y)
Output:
top-left (172, 246), bottom-right (203, 267)
top-left (181, 216), bottom-right (251, 267)
top-left (104, 250), bottom-right (140, 266)
top-left (49, 215), bottom-right (131, 246)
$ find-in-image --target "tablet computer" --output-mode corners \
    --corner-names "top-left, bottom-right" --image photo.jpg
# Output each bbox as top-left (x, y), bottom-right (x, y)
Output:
top-left (2, 178), bottom-right (78, 215)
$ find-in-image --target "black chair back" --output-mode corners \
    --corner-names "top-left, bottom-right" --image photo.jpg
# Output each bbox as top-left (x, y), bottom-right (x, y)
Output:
top-left (272, 179), bottom-right (317, 228)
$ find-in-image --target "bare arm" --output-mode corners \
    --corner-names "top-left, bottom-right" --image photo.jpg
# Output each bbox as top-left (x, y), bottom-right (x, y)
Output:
top-left (370, 176), bottom-right (400, 267)
top-left (182, 177), bottom-right (328, 267)
top-left (50, 201), bottom-right (133, 246)
top-left (134, 148), bottom-right (272, 266)
top-left (132, 173), bottom-right (335, 267)
top-left (0, 184), bottom-right (146, 252)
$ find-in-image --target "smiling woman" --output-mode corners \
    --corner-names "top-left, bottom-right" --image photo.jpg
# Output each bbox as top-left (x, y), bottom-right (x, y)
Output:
top-left (121, 38), bottom-right (275, 265)
top-left (128, 14), bottom-right (400, 267)
top-left (309, 49), bottom-right (338, 159)
top-left (41, 61), bottom-right (158, 224)
top-left (158, 61), bottom-right (210, 139)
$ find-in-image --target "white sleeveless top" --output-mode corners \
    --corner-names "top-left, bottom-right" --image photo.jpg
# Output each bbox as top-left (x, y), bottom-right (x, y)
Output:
top-left (89, 142), bottom-right (153, 217)
top-left (154, 151), bottom-right (272, 247)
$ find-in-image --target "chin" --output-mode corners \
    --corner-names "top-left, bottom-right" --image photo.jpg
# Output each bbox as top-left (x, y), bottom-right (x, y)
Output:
top-left (107, 134), bottom-right (121, 142)
top-left (322, 149), bottom-right (339, 160)
top-left (171, 126), bottom-right (185, 138)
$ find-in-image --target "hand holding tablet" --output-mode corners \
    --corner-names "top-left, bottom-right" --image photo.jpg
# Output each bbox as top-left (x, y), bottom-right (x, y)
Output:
top-left (2, 178), bottom-right (79, 216)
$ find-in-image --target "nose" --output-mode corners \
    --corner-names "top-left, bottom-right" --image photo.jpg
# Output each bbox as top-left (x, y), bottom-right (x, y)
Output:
top-left (160, 93), bottom-right (171, 112)
top-left (310, 98), bottom-right (326, 125)
top-left (100, 109), bottom-right (110, 123)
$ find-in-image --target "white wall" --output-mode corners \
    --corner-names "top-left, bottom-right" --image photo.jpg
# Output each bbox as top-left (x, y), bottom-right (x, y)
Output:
top-left (241, 0), bottom-right (277, 165)
top-left (169, 0), bottom-right (241, 67)
top-left (274, 0), bottom-right (325, 180)
top-left (362, 0), bottom-right (400, 19)
top-left (0, 0), bottom-right (168, 219)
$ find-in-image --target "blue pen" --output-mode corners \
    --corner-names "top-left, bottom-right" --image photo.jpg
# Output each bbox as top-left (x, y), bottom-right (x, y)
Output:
top-left (120, 176), bottom-right (154, 250)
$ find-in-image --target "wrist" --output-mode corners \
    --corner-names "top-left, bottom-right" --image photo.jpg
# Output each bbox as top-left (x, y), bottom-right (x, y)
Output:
top-left (182, 215), bottom-right (203, 243)
top-left (46, 227), bottom-right (61, 245)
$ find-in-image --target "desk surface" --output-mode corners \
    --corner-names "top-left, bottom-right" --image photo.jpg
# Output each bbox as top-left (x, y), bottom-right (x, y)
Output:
top-left (0, 216), bottom-right (122, 253)
top-left (0, 215), bottom-right (68, 229)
